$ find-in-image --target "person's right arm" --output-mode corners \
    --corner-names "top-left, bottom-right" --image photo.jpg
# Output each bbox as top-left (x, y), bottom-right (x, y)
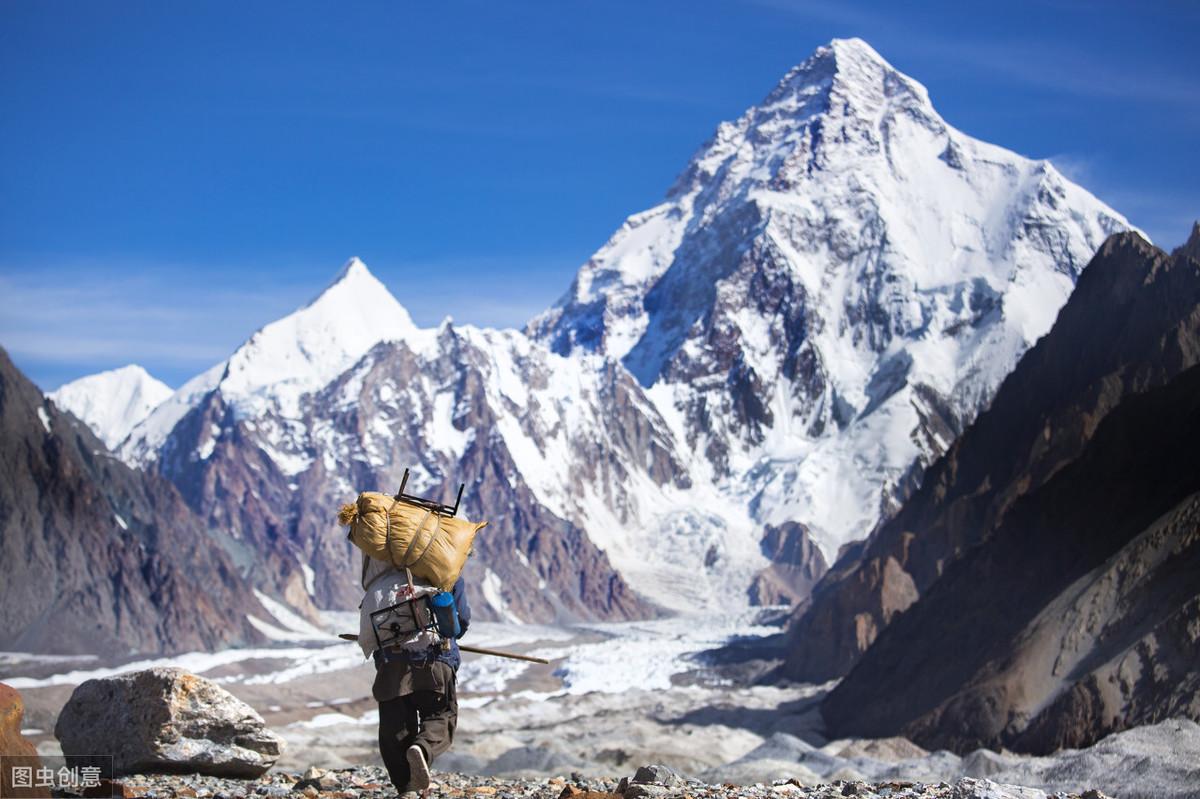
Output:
top-left (453, 577), bottom-right (471, 638)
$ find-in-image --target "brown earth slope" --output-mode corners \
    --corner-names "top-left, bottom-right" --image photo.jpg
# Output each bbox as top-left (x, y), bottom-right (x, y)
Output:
top-left (799, 226), bottom-right (1200, 752)
top-left (0, 347), bottom-right (267, 656)
top-left (784, 228), bottom-right (1200, 684)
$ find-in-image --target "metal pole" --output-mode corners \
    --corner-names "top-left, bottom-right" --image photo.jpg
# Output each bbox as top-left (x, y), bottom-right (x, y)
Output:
top-left (338, 633), bottom-right (549, 664)
top-left (459, 644), bottom-right (550, 665)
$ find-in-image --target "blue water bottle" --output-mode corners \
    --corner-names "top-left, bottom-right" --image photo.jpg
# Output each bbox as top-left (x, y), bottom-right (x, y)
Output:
top-left (430, 591), bottom-right (461, 638)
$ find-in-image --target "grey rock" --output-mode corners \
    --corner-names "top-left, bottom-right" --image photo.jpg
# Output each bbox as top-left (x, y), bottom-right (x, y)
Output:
top-left (631, 764), bottom-right (684, 786)
top-left (0, 349), bottom-right (266, 658)
top-left (55, 667), bottom-right (284, 777)
top-left (949, 778), bottom-right (1048, 799)
top-left (622, 786), bottom-right (669, 799)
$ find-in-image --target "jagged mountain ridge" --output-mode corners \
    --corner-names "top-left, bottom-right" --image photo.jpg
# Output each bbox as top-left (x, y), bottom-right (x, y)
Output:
top-left (0, 347), bottom-right (272, 656)
top-left (82, 38), bottom-right (1128, 624)
top-left (136, 311), bottom-right (658, 620)
top-left (812, 228), bottom-right (1200, 752)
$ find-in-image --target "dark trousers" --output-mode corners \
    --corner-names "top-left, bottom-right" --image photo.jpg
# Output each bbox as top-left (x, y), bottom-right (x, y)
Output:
top-left (377, 681), bottom-right (458, 790)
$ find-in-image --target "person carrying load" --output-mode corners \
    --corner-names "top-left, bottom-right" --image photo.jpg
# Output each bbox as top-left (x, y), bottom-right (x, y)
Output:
top-left (338, 470), bottom-right (485, 795)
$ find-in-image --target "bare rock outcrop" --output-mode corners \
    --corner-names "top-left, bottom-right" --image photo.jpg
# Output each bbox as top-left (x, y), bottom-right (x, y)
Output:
top-left (749, 523), bottom-right (829, 606)
top-left (787, 230), bottom-right (1200, 684)
top-left (55, 668), bottom-right (283, 778)
top-left (0, 347), bottom-right (268, 657)
top-left (811, 227), bottom-right (1200, 752)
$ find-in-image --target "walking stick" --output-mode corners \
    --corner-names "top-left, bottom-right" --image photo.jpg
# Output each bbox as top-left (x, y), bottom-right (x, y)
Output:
top-left (338, 633), bottom-right (550, 664)
top-left (458, 644), bottom-right (550, 664)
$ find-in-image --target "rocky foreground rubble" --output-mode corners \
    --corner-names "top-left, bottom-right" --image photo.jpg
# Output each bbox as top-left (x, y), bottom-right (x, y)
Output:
top-left (56, 765), bottom-right (1116, 799)
top-left (17, 669), bottom-right (1200, 799)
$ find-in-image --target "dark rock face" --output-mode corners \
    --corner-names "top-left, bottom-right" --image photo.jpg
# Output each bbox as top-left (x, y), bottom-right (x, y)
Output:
top-left (826, 367), bottom-right (1200, 752)
top-left (801, 230), bottom-right (1200, 752)
top-left (0, 348), bottom-right (266, 656)
top-left (785, 232), bottom-right (1199, 682)
top-left (55, 668), bottom-right (283, 777)
top-left (748, 523), bottom-right (829, 606)
top-left (1172, 220), bottom-right (1200, 261)
top-left (154, 386), bottom-right (326, 617)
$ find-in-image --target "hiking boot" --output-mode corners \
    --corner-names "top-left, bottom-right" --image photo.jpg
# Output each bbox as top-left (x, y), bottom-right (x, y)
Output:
top-left (405, 744), bottom-right (431, 791)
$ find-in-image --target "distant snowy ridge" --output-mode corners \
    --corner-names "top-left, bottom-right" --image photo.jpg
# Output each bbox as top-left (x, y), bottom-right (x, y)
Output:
top-left (79, 38), bottom-right (1130, 623)
top-left (50, 364), bottom-right (172, 450)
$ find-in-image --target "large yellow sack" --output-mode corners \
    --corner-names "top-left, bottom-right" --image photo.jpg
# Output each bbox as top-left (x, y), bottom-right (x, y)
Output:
top-left (338, 491), bottom-right (486, 591)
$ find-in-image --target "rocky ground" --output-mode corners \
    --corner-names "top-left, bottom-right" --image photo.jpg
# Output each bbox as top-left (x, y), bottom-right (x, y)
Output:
top-left (54, 765), bottom-right (1119, 799)
top-left (12, 619), bottom-right (1200, 799)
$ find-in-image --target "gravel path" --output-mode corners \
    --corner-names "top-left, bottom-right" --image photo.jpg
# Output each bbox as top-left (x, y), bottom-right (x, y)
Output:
top-left (57, 766), bottom-right (1115, 799)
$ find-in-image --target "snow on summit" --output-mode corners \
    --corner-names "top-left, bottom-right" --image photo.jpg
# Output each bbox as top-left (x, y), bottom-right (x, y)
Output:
top-left (50, 364), bottom-right (172, 450)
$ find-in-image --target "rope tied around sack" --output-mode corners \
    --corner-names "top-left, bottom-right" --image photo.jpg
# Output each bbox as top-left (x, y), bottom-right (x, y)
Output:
top-left (398, 507), bottom-right (440, 569)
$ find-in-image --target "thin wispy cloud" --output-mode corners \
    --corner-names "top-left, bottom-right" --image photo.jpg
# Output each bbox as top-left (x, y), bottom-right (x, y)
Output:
top-left (922, 38), bottom-right (1200, 109)
top-left (0, 265), bottom-right (314, 388)
top-left (745, 0), bottom-right (1200, 111)
top-left (0, 251), bottom-right (579, 390)
top-left (1045, 153), bottom-right (1097, 186)
top-left (380, 253), bottom-right (577, 329)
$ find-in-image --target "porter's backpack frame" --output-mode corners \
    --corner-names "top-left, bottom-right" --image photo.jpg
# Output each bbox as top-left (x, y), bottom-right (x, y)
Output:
top-left (394, 468), bottom-right (465, 518)
top-left (366, 469), bottom-right (467, 661)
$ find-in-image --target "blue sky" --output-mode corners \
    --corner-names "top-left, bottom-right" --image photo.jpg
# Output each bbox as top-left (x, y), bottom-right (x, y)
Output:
top-left (2, 0), bottom-right (1197, 391)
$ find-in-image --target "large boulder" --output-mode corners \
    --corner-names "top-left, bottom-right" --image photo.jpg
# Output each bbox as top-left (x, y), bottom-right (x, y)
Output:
top-left (1, 683), bottom-right (49, 798)
top-left (55, 667), bottom-right (283, 777)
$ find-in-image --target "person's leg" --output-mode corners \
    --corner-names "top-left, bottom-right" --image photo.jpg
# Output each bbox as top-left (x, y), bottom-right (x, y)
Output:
top-left (412, 675), bottom-right (458, 763)
top-left (378, 695), bottom-right (419, 791)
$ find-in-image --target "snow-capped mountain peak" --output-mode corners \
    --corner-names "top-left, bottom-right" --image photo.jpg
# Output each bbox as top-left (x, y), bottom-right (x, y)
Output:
top-left (49, 364), bottom-right (172, 450)
top-left (531, 37), bottom-right (1129, 560)
top-left (305, 256), bottom-right (391, 307)
top-left (215, 256), bottom-right (421, 417)
top-left (757, 37), bottom-right (929, 120)
top-left (333, 255), bottom-right (369, 282)
top-left (532, 38), bottom-right (951, 365)
top-left (120, 257), bottom-right (429, 462)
